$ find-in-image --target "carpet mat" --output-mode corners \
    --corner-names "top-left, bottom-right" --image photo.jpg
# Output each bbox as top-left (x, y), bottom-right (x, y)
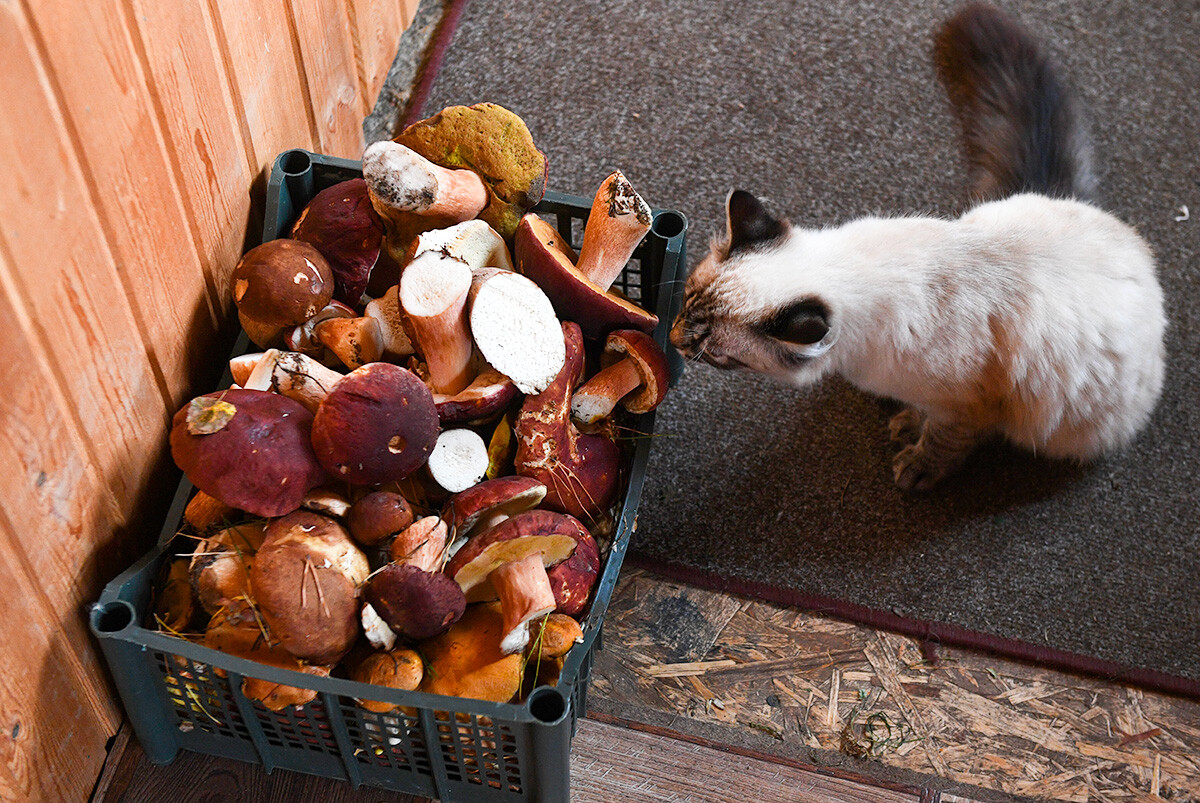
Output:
top-left (413, 0), bottom-right (1200, 693)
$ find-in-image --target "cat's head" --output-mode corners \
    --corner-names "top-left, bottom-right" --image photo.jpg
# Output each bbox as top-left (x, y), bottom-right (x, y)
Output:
top-left (670, 190), bottom-right (837, 384)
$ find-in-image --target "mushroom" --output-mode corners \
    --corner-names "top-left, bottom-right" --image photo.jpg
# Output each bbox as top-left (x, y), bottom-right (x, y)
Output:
top-left (153, 559), bottom-right (195, 635)
top-left (570, 329), bottom-right (670, 424)
top-left (232, 239), bottom-right (334, 328)
top-left (365, 516), bottom-right (466, 641)
top-left (513, 322), bottom-right (621, 520)
top-left (545, 526), bottom-right (600, 617)
top-left (363, 140), bottom-right (489, 225)
top-left (189, 521), bottom-right (267, 615)
top-left (350, 649), bottom-right (424, 714)
top-left (574, 171), bottom-right (653, 291)
top-left (419, 601), bottom-right (523, 703)
top-left (399, 250), bottom-right (474, 396)
top-left (392, 102), bottom-right (548, 240)
top-left (300, 487), bottom-right (352, 519)
top-left (284, 300), bottom-right (357, 360)
top-left (468, 267), bottom-right (565, 395)
top-left (183, 491), bottom-right (238, 535)
top-left (514, 213), bottom-right (657, 339)
top-left (431, 367), bottom-right (520, 426)
top-left (290, 178), bottom-right (389, 305)
top-left (250, 510), bottom-right (369, 664)
top-left (441, 475), bottom-right (547, 554)
top-left (346, 490), bottom-right (414, 548)
top-left (492, 553), bottom-right (557, 654)
top-left (426, 428), bottom-right (489, 494)
top-left (310, 362), bottom-right (440, 485)
top-left (169, 389), bottom-right (327, 518)
top-left (363, 289), bottom-right (414, 360)
top-left (235, 349), bottom-right (344, 414)
top-left (405, 218), bottom-right (513, 273)
top-left (520, 613), bottom-right (584, 693)
top-left (204, 601), bottom-right (331, 711)
top-left (314, 316), bottom-right (384, 370)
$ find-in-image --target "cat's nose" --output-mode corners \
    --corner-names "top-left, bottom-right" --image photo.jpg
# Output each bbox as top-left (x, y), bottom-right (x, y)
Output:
top-left (668, 318), bottom-right (690, 352)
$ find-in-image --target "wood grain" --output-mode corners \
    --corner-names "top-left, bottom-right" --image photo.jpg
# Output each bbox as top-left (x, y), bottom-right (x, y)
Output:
top-left (347, 0), bottom-right (406, 112)
top-left (289, 0), bottom-right (368, 157)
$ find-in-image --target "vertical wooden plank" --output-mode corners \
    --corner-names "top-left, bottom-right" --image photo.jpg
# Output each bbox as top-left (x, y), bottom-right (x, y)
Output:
top-left (124, 0), bottom-right (256, 321)
top-left (21, 0), bottom-right (223, 410)
top-left (211, 0), bottom-right (318, 181)
top-left (346, 0), bottom-right (405, 110)
top-left (0, 0), bottom-right (170, 516)
top-left (0, 518), bottom-right (112, 803)
top-left (401, 0), bottom-right (420, 28)
top-left (288, 0), bottom-right (368, 157)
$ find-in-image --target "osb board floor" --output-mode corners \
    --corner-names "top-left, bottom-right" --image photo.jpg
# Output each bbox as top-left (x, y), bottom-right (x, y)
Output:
top-left (591, 568), bottom-right (1200, 802)
top-left (93, 716), bottom-right (941, 802)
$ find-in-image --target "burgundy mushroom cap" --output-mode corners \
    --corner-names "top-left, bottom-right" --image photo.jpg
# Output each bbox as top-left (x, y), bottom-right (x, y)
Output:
top-left (364, 562), bottom-right (466, 641)
top-left (291, 178), bottom-right (386, 305)
top-left (571, 328), bottom-right (671, 424)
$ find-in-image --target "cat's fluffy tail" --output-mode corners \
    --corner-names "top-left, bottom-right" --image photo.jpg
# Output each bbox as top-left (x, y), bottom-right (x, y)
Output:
top-left (933, 3), bottom-right (1098, 202)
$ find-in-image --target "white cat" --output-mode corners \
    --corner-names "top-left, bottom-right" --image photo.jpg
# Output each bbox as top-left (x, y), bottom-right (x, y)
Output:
top-left (670, 3), bottom-right (1166, 491)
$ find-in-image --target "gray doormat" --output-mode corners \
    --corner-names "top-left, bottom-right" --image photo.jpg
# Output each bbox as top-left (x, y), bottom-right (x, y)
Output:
top-left (414, 0), bottom-right (1200, 690)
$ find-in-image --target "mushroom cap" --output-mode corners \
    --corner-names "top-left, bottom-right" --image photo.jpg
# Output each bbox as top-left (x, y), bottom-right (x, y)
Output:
top-left (514, 214), bottom-right (657, 339)
top-left (364, 562), bottom-right (466, 641)
top-left (351, 649), bottom-right (424, 713)
top-left (530, 613), bottom-right (584, 659)
top-left (419, 602), bottom-right (522, 703)
top-left (445, 510), bottom-right (589, 603)
top-left (442, 475), bottom-right (547, 539)
top-left (204, 601), bottom-right (332, 711)
top-left (232, 239), bottom-right (334, 327)
top-left (604, 329), bottom-right (670, 413)
top-left (250, 511), bottom-right (369, 664)
top-left (291, 178), bottom-right (384, 305)
top-left (311, 363), bottom-right (440, 485)
top-left (395, 103), bottom-right (547, 240)
top-left (546, 526), bottom-right (600, 616)
top-left (432, 367), bottom-right (519, 425)
top-left (513, 322), bottom-right (621, 520)
top-left (189, 521), bottom-right (267, 615)
top-left (347, 490), bottom-right (415, 547)
top-left (170, 389), bottom-right (327, 518)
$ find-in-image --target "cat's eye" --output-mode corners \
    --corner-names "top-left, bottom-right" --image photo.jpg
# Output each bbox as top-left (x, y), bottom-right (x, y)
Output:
top-left (764, 300), bottom-right (830, 345)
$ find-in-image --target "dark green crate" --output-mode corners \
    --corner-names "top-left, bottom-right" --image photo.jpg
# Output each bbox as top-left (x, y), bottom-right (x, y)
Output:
top-left (91, 149), bottom-right (687, 802)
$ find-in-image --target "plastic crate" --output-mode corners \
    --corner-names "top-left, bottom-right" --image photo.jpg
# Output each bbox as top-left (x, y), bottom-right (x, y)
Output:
top-left (90, 149), bottom-right (687, 802)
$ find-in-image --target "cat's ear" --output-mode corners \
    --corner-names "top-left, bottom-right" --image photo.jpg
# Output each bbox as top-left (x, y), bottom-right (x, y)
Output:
top-left (726, 190), bottom-right (787, 255)
top-left (765, 299), bottom-right (833, 356)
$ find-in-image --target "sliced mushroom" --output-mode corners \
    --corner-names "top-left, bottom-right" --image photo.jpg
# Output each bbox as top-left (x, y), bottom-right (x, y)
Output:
top-left (427, 428), bottom-right (489, 494)
top-left (468, 267), bottom-right (565, 395)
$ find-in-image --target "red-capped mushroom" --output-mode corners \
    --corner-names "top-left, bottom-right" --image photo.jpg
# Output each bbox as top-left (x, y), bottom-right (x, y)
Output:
top-left (346, 490), bottom-right (414, 548)
top-left (571, 329), bottom-right (670, 424)
top-left (515, 214), bottom-right (657, 339)
top-left (513, 322), bottom-right (621, 520)
top-left (366, 516), bottom-right (465, 641)
top-left (169, 389), bottom-right (326, 518)
top-left (442, 475), bottom-right (547, 549)
top-left (291, 178), bottom-right (388, 306)
top-left (310, 363), bottom-right (439, 485)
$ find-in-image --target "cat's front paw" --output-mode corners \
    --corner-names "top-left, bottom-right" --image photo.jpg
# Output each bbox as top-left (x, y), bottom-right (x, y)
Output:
top-left (888, 408), bottom-right (924, 447)
top-left (892, 444), bottom-right (946, 492)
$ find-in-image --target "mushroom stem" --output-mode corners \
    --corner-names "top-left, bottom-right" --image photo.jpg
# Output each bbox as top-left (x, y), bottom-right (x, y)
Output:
top-left (574, 171), bottom-right (652, 291)
top-left (570, 356), bottom-right (643, 425)
top-left (400, 252), bottom-right (475, 395)
top-left (389, 516), bottom-right (450, 573)
top-left (315, 316), bottom-right (384, 370)
top-left (363, 141), bottom-right (488, 221)
top-left (241, 349), bottom-right (345, 413)
top-left (492, 554), bottom-right (558, 655)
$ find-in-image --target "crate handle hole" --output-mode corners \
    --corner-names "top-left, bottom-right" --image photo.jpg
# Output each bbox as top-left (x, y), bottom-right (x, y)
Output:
top-left (651, 211), bottom-right (686, 239)
top-left (91, 600), bottom-right (135, 634)
top-left (280, 149), bottom-right (313, 176)
top-left (526, 687), bottom-right (568, 725)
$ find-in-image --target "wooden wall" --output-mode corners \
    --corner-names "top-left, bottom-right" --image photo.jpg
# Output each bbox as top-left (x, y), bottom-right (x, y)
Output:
top-left (0, 0), bottom-right (418, 799)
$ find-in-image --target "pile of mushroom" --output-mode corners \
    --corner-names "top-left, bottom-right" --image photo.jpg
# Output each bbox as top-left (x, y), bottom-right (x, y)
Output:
top-left (155, 102), bottom-right (675, 711)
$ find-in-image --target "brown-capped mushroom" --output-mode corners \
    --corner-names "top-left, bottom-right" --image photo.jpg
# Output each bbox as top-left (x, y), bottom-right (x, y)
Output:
top-left (426, 428), bottom-right (489, 494)
top-left (571, 329), bottom-right (670, 424)
top-left (310, 362), bottom-right (439, 485)
top-left (189, 521), bottom-right (267, 615)
top-left (574, 171), bottom-right (653, 291)
top-left (153, 559), bottom-right (195, 635)
top-left (284, 299), bottom-right (357, 360)
top-left (347, 490), bottom-right (414, 548)
top-left (232, 239), bottom-right (334, 327)
top-left (468, 267), bottom-right (565, 395)
top-left (291, 178), bottom-right (387, 306)
top-left (419, 602), bottom-right (522, 703)
top-left (169, 389), bottom-right (327, 519)
top-left (513, 322), bottom-right (620, 520)
top-left (250, 511), bottom-right (369, 664)
top-left (515, 214), bottom-right (657, 339)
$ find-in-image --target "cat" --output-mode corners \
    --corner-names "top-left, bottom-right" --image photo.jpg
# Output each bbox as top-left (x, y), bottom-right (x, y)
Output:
top-left (669, 2), bottom-right (1166, 491)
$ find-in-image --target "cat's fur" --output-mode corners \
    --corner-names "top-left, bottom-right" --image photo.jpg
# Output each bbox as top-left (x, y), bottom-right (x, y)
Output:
top-left (670, 3), bottom-right (1166, 491)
